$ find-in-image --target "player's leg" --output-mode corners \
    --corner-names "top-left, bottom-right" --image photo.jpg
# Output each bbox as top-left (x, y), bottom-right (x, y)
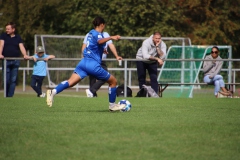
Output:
top-left (46, 59), bottom-right (89, 107)
top-left (8, 60), bottom-right (20, 97)
top-left (31, 75), bottom-right (40, 96)
top-left (3, 61), bottom-right (11, 97)
top-left (136, 61), bottom-right (147, 90)
top-left (37, 76), bottom-right (45, 97)
top-left (86, 75), bottom-right (96, 97)
top-left (46, 73), bottom-right (81, 107)
top-left (106, 75), bottom-right (126, 111)
top-left (203, 75), bottom-right (213, 84)
top-left (90, 62), bottom-right (125, 111)
top-left (203, 75), bottom-right (216, 97)
top-left (147, 62), bottom-right (158, 94)
top-left (214, 80), bottom-right (220, 97)
top-left (89, 61), bottom-right (108, 97)
top-left (213, 74), bottom-right (231, 96)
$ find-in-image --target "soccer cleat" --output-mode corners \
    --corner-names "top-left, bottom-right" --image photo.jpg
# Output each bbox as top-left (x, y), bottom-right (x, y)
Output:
top-left (40, 93), bottom-right (46, 98)
top-left (46, 90), bottom-right (54, 107)
top-left (109, 103), bottom-right (126, 112)
top-left (85, 89), bottom-right (93, 98)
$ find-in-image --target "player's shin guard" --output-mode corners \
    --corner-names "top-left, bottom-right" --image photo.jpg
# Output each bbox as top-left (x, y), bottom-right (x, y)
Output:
top-left (55, 80), bottom-right (69, 94)
top-left (109, 87), bottom-right (117, 103)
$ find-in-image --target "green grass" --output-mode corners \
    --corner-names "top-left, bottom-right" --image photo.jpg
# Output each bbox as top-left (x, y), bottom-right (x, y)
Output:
top-left (0, 92), bottom-right (240, 160)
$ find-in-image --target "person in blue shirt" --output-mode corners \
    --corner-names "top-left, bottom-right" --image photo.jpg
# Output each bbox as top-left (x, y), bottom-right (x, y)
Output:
top-left (81, 32), bottom-right (122, 97)
top-left (46, 16), bottom-right (126, 112)
top-left (0, 22), bottom-right (30, 97)
top-left (30, 46), bottom-right (55, 97)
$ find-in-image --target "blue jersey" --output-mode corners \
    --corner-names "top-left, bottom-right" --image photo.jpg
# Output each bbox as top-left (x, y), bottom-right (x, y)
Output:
top-left (32, 53), bottom-right (49, 76)
top-left (83, 29), bottom-right (106, 64)
top-left (83, 32), bottom-right (112, 59)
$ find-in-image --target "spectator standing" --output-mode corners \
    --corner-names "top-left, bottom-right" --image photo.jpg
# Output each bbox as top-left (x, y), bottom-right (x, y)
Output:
top-left (136, 32), bottom-right (166, 94)
top-left (0, 22), bottom-right (30, 97)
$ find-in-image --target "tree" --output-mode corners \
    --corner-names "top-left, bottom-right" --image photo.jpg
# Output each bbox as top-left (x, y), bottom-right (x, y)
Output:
top-left (0, 0), bottom-right (239, 59)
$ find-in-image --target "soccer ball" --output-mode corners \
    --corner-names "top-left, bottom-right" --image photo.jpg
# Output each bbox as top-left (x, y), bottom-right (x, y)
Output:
top-left (118, 99), bottom-right (132, 112)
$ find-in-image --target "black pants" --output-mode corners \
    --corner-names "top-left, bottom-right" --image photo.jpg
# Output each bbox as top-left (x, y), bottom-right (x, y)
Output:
top-left (31, 75), bottom-right (45, 96)
top-left (89, 61), bottom-right (108, 96)
top-left (136, 61), bottom-right (158, 93)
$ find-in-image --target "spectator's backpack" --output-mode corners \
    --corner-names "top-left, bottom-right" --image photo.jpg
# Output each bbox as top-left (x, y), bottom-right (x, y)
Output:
top-left (116, 84), bottom-right (132, 97)
top-left (136, 85), bottom-right (159, 98)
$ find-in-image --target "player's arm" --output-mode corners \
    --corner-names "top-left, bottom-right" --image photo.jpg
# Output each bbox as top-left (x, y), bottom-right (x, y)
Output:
top-left (149, 56), bottom-right (163, 65)
top-left (142, 42), bottom-right (163, 65)
top-left (210, 60), bottom-right (223, 78)
top-left (81, 43), bottom-right (86, 52)
top-left (48, 55), bottom-right (55, 59)
top-left (0, 40), bottom-right (4, 59)
top-left (108, 43), bottom-right (122, 61)
top-left (157, 42), bottom-right (167, 60)
top-left (19, 43), bottom-right (30, 59)
top-left (98, 35), bottom-right (121, 44)
top-left (202, 56), bottom-right (214, 73)
top-left (30, 55), bottom-right (37, 62)
top-left (44, 55), bottom-right (55, 62)
top-left (81, 43), bottom-right (86, 58)
top-left (81, 33), bottom-right (88, 58)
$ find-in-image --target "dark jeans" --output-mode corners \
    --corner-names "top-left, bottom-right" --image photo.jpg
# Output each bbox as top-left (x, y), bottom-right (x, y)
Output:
top-left (31, 75), bottom-right (45, 96)
top-left (89, 61), bottom-right (108, 97)
top-left (2, 60), bottom-right (20, 97)
top-left (136, 61), bottom-right (159, 93)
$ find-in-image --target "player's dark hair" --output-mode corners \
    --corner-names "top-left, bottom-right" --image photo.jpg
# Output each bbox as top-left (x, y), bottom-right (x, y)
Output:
top-left (212, 46), bottom-right (219, 51)
top-left (92, 16), bottom-right (105, 28)
top-left (153, 31), bottom-right (161, 36)
top-left (5, 22), bottom-right (16, 29)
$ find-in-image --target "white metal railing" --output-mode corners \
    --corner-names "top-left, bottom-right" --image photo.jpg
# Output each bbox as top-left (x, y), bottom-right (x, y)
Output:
top-left (1, 58), bottom-right (240, 97)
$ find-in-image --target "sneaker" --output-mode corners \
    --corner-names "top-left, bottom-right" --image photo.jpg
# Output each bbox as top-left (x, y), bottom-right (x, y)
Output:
top-left (46, 90), bottom-right (54, 107)
top-left (217, 91), bottom-right (231, 98)
top-left (109, 103), bottom-right (126, 112)
top-left (40, 93), bottom-right (46, 98)
top-left (217, 92), bottom-right (227, 98)
top-left (85, 89), bottom-right (93, 98)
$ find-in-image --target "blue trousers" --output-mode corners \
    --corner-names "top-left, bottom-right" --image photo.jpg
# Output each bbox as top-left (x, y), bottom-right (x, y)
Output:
top-left (2, 60), bottom-right (20, 97)
top-left (204, 74), bottom-right (225, 96)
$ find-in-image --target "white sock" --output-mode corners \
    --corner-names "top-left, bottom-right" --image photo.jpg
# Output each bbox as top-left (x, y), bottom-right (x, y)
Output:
top-left (109, 103), bottom-right (115, 107)
top-left (52, 89), bottom-right (57, 96)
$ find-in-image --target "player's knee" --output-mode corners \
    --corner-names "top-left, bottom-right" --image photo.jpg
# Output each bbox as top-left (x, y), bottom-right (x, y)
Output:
top-left (107, 75), bottom-right (117, 86)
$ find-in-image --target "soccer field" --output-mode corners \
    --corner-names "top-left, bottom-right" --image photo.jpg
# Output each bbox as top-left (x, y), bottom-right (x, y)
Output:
top-left (0, 92), bottom-right (240, 160)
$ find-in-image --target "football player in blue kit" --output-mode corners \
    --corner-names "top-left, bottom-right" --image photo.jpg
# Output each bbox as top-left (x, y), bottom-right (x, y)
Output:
top-left (46, 16), bottom-right (126, 112)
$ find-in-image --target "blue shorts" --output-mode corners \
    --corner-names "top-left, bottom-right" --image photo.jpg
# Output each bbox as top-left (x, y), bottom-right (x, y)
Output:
top-left (74, 57), bottom-right (110, 81)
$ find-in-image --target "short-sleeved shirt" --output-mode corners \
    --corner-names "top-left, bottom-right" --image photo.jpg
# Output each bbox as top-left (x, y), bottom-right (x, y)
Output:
top-left (0, 33), bottom-right (23, 57)
top-left (83, 29), bottom-right (106, 63)
top-left (32, 53), bottom-right (49, 76)
top-left (83, 32), bottom-right (112, 59)
top-left (75, 29), bottom-right (111, 81)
